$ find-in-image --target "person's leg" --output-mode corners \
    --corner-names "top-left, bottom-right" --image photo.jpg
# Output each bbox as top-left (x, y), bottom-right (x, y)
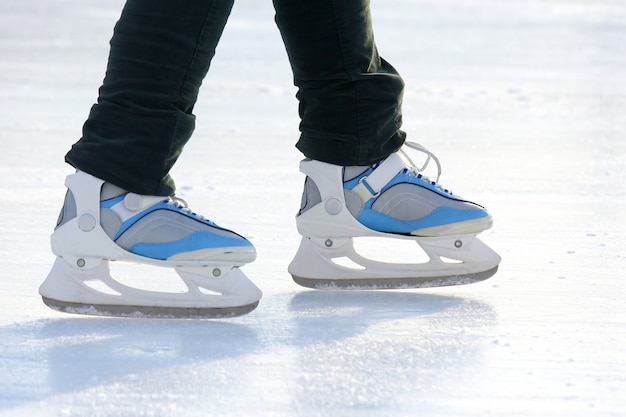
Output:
top-left (66, 0), bottom-right (235, 196)
top-left (41, 0), bottom-right (262, 318)
top-left (272, 0), bottom-right (406, 166)
top-left (274, 0), bottom-right (500, 288)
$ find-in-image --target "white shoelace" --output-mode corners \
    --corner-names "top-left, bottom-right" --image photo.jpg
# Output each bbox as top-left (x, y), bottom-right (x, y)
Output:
top-left (168, 196), bottom-right (207, 220)
top-left (399, 141), bottom-right (451, 194)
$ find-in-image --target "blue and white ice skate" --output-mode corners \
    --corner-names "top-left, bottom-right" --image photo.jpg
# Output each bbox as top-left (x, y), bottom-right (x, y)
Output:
top-left (39, 171), bottom-right (262, 318)
top-left (288, 142), bottom-right (501, 289)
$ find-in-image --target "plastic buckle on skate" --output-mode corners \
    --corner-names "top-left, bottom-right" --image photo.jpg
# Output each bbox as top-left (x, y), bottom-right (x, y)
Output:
top-left (353, 176), bottom-right (380, 201)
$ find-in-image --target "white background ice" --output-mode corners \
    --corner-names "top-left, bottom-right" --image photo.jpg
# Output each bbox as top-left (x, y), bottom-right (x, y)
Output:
top-left (0, 0), bottom-right (625, 416)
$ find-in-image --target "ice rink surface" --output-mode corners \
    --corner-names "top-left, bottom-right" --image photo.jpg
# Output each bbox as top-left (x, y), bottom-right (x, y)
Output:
top-left (1, 0), bottom-right (625, 415)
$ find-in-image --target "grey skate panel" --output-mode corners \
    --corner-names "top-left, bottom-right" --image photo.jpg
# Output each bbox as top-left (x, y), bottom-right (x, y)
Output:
top-left (100, 182), bottom-right (128, 200)
top-left (343, 189), bottom-right (365, 218)
top-left (41, 297), bottom-right (259, 319)
top-left (371, 183), bottom-right (477, 221)
top-left (115, 209), bottom-right (244, 249)
top-left (291, 265), bottom-right (498, 290)
top-left (100, 208), bottom-right (123, 239)
top-left (343, 166), bottom-right (369, 181)
top-left (298, 177), bottom-right (322, 215)
top-left (55, 190), bottom-right (76, 229)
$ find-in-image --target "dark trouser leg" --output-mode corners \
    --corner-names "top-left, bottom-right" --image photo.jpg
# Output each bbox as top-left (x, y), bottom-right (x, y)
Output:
top-left (65, 0), bottom-right (234, 196)
top-left (273, 0), bottom-right (406, 166)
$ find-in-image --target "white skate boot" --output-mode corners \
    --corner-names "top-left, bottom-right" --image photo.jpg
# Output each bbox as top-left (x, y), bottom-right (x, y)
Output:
top-left (288, 142), bottom-right (501, 289)
top-left (39, 171), bottom-right (262, 318)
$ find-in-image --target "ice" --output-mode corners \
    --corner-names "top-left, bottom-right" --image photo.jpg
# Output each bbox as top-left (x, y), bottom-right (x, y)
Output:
top-left (1, 0), bottom-right (625, 416)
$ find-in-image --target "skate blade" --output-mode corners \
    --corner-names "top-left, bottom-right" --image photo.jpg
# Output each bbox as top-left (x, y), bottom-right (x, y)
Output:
top-left (288, 234), bottom-right (501, 290)
top-left (41, 296), bottom-right (259, 319)
top-left (40, 257), bottom-right (262, 319)
top-left (291, 265), bottom-right (498, 290)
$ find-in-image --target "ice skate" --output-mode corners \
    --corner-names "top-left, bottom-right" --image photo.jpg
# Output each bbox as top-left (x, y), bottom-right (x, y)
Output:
top-left (288, 141), bottom-right (501, 289)
top-left (39, 171), bottom-right (262, 318)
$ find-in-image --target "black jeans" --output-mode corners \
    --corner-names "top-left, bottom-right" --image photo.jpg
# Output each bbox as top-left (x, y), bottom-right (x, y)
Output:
top-left (65, 0), bottom-right (406, 195)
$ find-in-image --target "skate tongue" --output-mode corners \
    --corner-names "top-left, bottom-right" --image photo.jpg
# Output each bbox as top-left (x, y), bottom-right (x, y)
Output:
top-left (123, 193), bottom-right (167, 211)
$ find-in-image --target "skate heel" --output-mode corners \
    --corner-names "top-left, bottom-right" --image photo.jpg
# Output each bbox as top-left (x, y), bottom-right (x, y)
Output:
top-left (295, 159), bottom-right (371, 237)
